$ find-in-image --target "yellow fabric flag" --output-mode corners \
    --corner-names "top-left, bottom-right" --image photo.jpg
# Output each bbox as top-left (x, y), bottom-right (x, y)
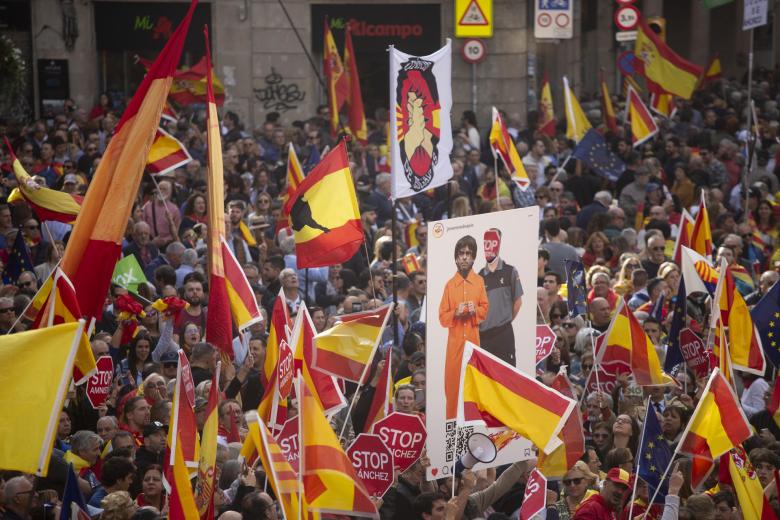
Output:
top-left (563, 77), bottom-right (592, 143)
top-left (0, 321), bottom-right (85, 475)
top-left (634, 19), bottom-right (702, 99)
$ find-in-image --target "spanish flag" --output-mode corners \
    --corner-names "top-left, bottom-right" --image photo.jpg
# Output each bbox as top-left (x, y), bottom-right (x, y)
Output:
top-left (726, 446), bottom-right (777, 520)
top-left (312, 303), bottom-right (393, 383)
top-left (404, 221), bottom-right (419, 250)
top-left (146, 128), bottom-right (192, 176)
top-left (679, 368), bottom-right (752, 462)
top-left (203, 26), bottom-right (234, 360)
top-left (538, 73), bottom-right (556, 137)
top-left (137, 54), bottom-right (225, 107)
top-left (343, 25), bottom-right (367, 144)
top-left (597, 299), bottom-right (674, 386)
top-left (458, 342), bottom-right (576, 454)
top-left (563, 76), bottom-right (591, 143)
top-left (277, 143), bottom-right (306, 232)
top-left (324, 19), bottom-right (349, 137)
top-left (220, 237), bottom-right (262, 330)
top-left (257, 291), bottom-right (292, 434)
top-left (284, 141), bottom-right (363, 268)
top-left (627, 86), bottom-right (659, 147)
top-left (298, 374), bottom-right (378, 518)
top-left (59, 0), bottom-right (197, 321)
top-left (634, 18), bottom-right (703, 99)
top-left (489, 106), bottom-right (530, 190)
top-left (168, 350), bottom-right (200, 468)
top-left (0, 321), bottom-right (86, 475)
top-left (703, 55), bottom-right (722, 84)
top-left (690, 192), bottom-right (713, 258)
top-left (4, 138), bottom-right (82, 224)
top-left (169, 439), bottom-right (199, 520)
top-left (401, 253), bottom-right (422, 275)
top-left (672, 209), bottom-right (695, 264)
top-left (649, 88), bottom-right (676, 119)
top-left (538, 368), bottom-right (585, 478)
top-left (364, 349), bottom-right (393, 433)
top-left (195, 365), bottom-right (220, 520)
top-left (599, 71), bottom-right (618, 134)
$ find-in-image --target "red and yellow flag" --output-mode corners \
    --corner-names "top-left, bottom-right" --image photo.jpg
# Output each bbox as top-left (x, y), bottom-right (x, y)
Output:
top-left (147, 128), bottom-right (192, 176)
top-left (195, 365), bottom-right (220, 520)
top-left (538, 368), bottom-right (585, 478)
top-left (343, 25), bottom-right (367, 144)
top-left (634, 18), bottom-right (703, 99)
top-left (59, 0), bottom-right (197, 321)
top-left (726, 446), bottom-right (777, 520)
top-left (597, 299), bottom-right (674, 386)
top-left (649, 85), bottom-right (676, 119)
top-left (690, 191), bottom-right (713, 259)
top-left (364, 349), bottom-right (393, 433)
top-left (627, 86), bottom-right (659, 147)
top-left (679, 368), bottom-right (752, 462)
top-left (5, 138), bottom-right (82, 224)
top-left (563, 77), bottom-right (591, 143)
top-left (168, 350), bottom-right (200, 468)
top-left (672, 209), bottom-right (695, 264)
top-left (702, 55), bottom-right (722, 84)
top-left (257, 290), bottom-right (292, 434)
top-left (220, 237), bottom-right (262, 330)
top-left (323, 19), bottom-right (349, 137)
top-left (312, 303), bottom-right (393, 383)
top-left (458, 343), bottom-right (576, 454)
top-left (169, 439), bottom-right (199, 520)
top-left (298, 374), bottom-right (378, 518)
top-left (277, 143), bottom-right (306, 232)
top-left (401, 253), bottom-right (422, 275)
top-left (599, 71), bottom-right (618, 133)
top-left (202, 27), bottom-right (234, 359)
top-left (767, 375), bottom-right (780, 430)
top-left (538, 73), bottom-right (556, 137)
top-left (489, 107), bottom-right (530, 190)
top-left (284, 141), bottom-right (363, 268)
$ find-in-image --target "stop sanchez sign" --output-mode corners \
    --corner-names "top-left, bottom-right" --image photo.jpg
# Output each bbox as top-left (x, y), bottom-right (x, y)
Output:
top-left (372, 412), bottom-right (426, 472)
top-left (274, 416), bottom-right (299, 473)
top-left (346, 433), bottom-right (394, 497)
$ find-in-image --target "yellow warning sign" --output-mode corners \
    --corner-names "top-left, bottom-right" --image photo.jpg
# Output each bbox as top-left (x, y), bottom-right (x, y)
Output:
top-left (455, 0), bottom-right (493, 38)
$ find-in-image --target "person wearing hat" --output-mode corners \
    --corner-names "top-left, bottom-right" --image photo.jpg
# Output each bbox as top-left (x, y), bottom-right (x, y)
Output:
top-left (159, 351), bottom-right (178, 381)
top-left (135, 421), bottom-right (166, 474)
top-left (62, 173), bottom-right (80, 194)
top-left (571, 468), bottom-right (631, 519)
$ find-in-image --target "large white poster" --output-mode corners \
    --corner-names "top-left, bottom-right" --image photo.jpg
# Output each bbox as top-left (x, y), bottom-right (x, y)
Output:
top-left (390, 40), bottom-right (453, 200)
top-left (425, 207), bottom-right (539, 479)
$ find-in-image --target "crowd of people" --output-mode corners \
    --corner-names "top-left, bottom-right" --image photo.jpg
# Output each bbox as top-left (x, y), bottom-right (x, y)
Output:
top-left (0, 63), bottom-right (779, 520)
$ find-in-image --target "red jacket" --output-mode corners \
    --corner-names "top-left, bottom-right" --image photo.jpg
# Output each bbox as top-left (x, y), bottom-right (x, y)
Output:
top-left (572, 494), bottom-right (618, 520)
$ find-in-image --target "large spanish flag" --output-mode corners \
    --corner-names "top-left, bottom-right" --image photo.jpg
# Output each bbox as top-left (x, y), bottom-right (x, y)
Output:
top-left (4, 138), bottom-right (82, 224)
top-left (679, 368), bottom-right (752, 461)
top-left (458, 343), bottom-right (575, 455)
top-left (726, 446), bottom-right (777, 520)
top-left (563, 76), bottom-right (591, 143)
top-left (599, 71), bottom-right (618, 134)
top-left (284, 141), bottom-right (363, 268)
top-left (489, 107), bottom-right (530, 190)
top-left (137, 54), bottom-right (225, 106)
top-left (538, 73), bottom-right (556, 137)
top-left (169, 439), bottom-right (199, 520)
top-left (202, 26), bottom-right (234, 359)
top-left (0, 321), bottom-right (86, 475)
top-left (298, 374), bottom-right (378, 518)
top-left (146, 128), bottom-right (192, 176)
top-left (343, 25), bottom-right (367, 144)
top-left (690, 191), bottom-right (713, 258)
top-left (597, 299), bottom-right (674, 386)
top-left (627, 86), bottom-right (659, 147)
top-left (634, 18), bottom-right (702, 99)
top-left (59, 0), bottom-right (197, 321)
top-left (312, 303), bottom-right (392, 383)
top-left (537, 368), bottom-right (585, 478)
top-left (324, 19), bottom-right (349, 137)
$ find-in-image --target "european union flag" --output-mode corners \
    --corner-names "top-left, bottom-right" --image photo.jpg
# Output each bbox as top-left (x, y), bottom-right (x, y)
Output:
top-left (565, 260), bottom-right (587, 318)
top-left (3, 227), bottom-right (33, 284)
top-left (638, 404), bottom-right (673, 504)
top-left (62, 463), bottom-right (91, 519)
top-left (750, 281), bottom-right (780, 367)
top-left (571, 128), bottom-right (625, 182)
top-left (664, 277), bottom-right (687, 372)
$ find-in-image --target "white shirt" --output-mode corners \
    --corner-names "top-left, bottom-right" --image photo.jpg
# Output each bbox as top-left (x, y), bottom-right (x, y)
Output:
top-left (741, 377), bottom-right (769, 418)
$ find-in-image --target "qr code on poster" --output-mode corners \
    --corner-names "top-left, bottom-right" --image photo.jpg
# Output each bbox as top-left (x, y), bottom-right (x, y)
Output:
top-left (445, 421), bottom-right (475, 463)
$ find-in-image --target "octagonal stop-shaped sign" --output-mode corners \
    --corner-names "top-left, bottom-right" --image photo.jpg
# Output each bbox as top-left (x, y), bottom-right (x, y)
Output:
top-left (536, 324), bottom-right (556, 363)
top-left (86, 356), bottom-right (114, 409)
top-left (274, 416), bottom-right (299, 474)
top-left (346, 433), bottom-right (394, 497)
top-left (372, 412), bottom-right (426, 472)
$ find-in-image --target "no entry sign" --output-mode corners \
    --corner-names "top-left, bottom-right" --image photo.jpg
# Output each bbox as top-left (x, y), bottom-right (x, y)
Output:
top-left (347, 434), bottom-right (394, 497)
top-left (86, 356), bottom-right (114, 409)
top-left (372, 412), bottom-right (426, 472)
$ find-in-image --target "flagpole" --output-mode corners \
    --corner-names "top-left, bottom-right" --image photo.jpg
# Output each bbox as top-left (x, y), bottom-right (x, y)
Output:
top-left (337, 341), bottom-right (383, 442)
top-left (743, 28), bottom-right (755, 225)
top-left (627, 397), bottom-right (651, 520)
top-left (642, 446), bottom-right (681, 520)
top-left (5, 257), bottom-right (65, 334)
top-left (494, 155), bottom-right (501, 211)
top-left (391, 200), bottom-right (399, 349)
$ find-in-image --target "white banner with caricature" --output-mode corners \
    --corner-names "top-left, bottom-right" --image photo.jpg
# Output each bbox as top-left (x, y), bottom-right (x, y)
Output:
top-left (390, 40), bottom-right (453, 200)
top-left (425, 207), bottom-right (539, 480)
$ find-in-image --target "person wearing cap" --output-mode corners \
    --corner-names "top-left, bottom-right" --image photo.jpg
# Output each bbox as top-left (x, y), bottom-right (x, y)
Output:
top-left (571, 467), bottom-right (630, 519)
top-left (159, 351), bottom-right (178, 381)
top-left (134, 422), bottom-right (166, 475)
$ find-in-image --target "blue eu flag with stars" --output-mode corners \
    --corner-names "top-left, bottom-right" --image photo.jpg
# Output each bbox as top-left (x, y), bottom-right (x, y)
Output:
top-left (750, 281), bottom-right (780, 368)
top-left (571, 128), bottom-right (625, 182)
top-left (3, 227), bottom-right (33, 284)
top-left (638, 404), bottom-right (673, 504)
top-left (565, 260), bottom-right (587, 318)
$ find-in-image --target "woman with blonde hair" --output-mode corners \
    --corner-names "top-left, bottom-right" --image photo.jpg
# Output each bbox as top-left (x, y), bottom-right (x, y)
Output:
top-left (658, 261), bottom-right (681, 294)
top-left (612, 255), bottom-right (642, 298)
top-left (450, 195), bottom-right (472, 218)
top-left (552, 460), bottom-right (599, 519)
top-left (101, 491), bottom-right (137, 520)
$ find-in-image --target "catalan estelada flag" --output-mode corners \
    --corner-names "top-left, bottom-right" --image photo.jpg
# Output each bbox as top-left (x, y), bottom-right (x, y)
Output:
top-left (298, 374), bottom-right (378, 518)
top-left (194, 363), bottom-right (220, 520)
top-left (489, 106), bottom-right (530, 190)
top-left (627, 86), bottom-right (659, 147)
top-left (4, 138), bottom-right (82, 224)
top-left (220, 237), bottom-right (262, 330)
top-left (458, 342), bottom-right (575, 454)
top-left (257, 290), bottom-right (292, 434)
top-left (599, 71), bottom-right (618, 133)
top-left (563, 76), bottom-right (591, 143)
top-left (284, 141), bottom-right (363, 268)
top-left (312, 303), bottom-right (393, 383)
top-left (146, 128), bottom-right (192, 176)
top-left (679, 368), bottom-right (752, 462)
top-left (634, 18), bottom-right (703, 99)
top-left (725, 446), bottom-right (778, 520)
top-left (538, 73), bottom-right (556, 137)
top-left (343, 25), bottom-right (367, 144)
top-left (597, 299), bottom-right (674, 386)
top-left (202, 26), bottom-right (234, 360)
top-left (690, 192), bottom-right (713, 258)
top-left (537, 368), bottom-right (585, 478)
top-left (59, 0), bottom-right (197, 321)
top-left (0, 320), bottom-right (86, 475)
top-left (324, 19), bottom-right (349, 137)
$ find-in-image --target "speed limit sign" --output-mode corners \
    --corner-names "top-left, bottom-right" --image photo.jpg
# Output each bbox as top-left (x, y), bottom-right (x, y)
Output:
top-left (614, 5), bottom-right (640, 31)
top-left (461, 39), bottom-right (486, 64)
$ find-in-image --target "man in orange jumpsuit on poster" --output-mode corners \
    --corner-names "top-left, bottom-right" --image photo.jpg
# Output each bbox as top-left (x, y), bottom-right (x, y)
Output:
top-left (438, 235), bottom-right (489, 420)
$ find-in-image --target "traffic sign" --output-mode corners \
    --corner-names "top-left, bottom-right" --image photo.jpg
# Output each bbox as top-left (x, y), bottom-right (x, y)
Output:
top-left (347, 434), bottom-right (394, 497)
top-left (86, 356), bottom-right (114, 409)
top-left (277, 340), bottom-right (294, 399)
top-left (372, 412), bottom-right (426, 472)
top-left (275, 416), bottom-right (300, 473)
top-left (615, 31), bottom-right (638, 42)
top-left (455, 0), bottom-right (493, 38)
top-left (614, 5), bottom-right (640, 31)
top-left (535, 324), bottom-right (556, 363)
top-left (461, 39), bottom-right (486, 64)
top-left (743, 0), bottom-right (768, 31)
top-left (617, 51), bottom-right (636, 76)
top-left (534, 0), bottom-right (573, 39)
